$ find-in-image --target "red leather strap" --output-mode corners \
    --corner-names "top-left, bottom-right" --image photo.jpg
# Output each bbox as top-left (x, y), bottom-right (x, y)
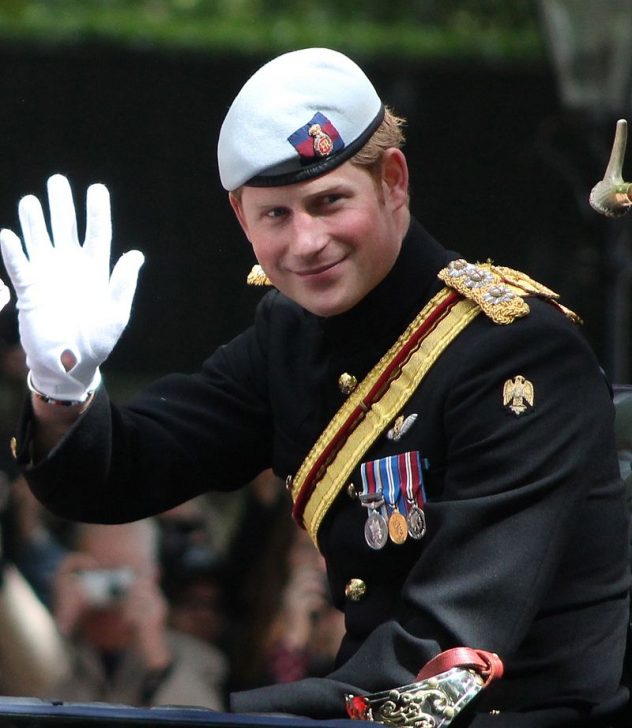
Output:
top-left (416, 647), bottom-right (504, 687)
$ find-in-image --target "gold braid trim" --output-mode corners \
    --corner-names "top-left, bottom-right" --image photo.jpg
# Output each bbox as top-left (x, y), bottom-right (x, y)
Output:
top-left (492, 265), bottom-right (558, 298)
top-left (438, 259), bottom-right (579, 324)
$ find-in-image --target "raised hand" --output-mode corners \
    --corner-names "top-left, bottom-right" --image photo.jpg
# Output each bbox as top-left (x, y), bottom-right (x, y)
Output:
top-left (0, 174), bottom-right (144, 401)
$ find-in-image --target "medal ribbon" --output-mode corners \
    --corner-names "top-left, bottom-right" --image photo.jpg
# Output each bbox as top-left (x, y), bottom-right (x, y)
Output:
top-left (399, 451), bottom-right (427, 512)
top-left (360, 460), bottom-right (379, 498)
top-left (381, 456), bottom-right (400, 514)
top-left (364, 454), bottom-right (427, 517)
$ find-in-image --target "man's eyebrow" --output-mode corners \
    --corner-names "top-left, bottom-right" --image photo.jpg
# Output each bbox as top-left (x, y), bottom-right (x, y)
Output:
top-left (250, 199), bottom-right (289, 211)
top-left (250, 183), bottom-right (351, 211)
top-left (304, 182), bottom-right (352, 200)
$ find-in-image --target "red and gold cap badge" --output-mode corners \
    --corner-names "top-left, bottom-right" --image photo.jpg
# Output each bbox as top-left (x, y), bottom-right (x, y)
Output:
top-left (288, 112), bottom-right (344, 162)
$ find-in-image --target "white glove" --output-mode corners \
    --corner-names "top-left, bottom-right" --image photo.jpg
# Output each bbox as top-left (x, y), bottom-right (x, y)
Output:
top-left (0, 278), bottom-right (9, 312)
top-left (0, 174), bottom-right (144, 401)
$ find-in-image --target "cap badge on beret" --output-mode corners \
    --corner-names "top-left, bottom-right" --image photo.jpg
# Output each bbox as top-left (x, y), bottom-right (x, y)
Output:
top-left (288, 112), bottom-right (344, 164)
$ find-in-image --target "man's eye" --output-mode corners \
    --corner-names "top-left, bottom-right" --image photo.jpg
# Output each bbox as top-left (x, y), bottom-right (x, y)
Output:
top-left (266, 208), bottom-right (287, 219)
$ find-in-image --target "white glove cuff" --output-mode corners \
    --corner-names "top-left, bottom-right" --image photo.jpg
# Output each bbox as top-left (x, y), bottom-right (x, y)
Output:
top-left (27, 369), bottom-right (101, 406)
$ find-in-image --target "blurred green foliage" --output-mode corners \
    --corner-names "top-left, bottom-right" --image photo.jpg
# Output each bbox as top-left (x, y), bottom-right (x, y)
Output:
top-left (0, 0), bottom-right (544, 61)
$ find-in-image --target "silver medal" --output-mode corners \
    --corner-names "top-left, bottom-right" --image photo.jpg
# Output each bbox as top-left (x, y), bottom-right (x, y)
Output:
top-left (407, 506), bottom-right (426, 540)
top-left (365, 509), bottom-right (388, 550)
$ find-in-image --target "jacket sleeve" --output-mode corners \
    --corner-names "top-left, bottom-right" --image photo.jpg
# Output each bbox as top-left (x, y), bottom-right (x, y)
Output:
top-left (18, 293), bottom-right (277, 523)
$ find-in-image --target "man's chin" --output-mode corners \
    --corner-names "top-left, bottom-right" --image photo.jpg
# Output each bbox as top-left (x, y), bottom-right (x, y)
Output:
top-left (276, 280), bottom-right (361, 317)
top-left (297, 296), bottom-right (356, 318)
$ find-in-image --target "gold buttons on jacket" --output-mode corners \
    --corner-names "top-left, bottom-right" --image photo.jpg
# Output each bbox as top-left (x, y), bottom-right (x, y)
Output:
top-left (338, 373), bottom-right (358, 395)
top-left (345, 578), bottom-right (367, 601)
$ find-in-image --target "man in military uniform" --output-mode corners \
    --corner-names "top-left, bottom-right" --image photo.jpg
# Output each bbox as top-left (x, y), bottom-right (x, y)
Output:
top-left (1, 48), bottom-right (629, 726)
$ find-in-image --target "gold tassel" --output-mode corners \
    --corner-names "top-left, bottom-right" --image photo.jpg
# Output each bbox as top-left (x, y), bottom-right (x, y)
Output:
top-left (246, 264), bottom-right (273, 286)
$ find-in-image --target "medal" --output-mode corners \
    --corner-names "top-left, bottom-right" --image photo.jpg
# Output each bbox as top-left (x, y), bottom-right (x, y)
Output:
top-left (383, 460), bottom-right (408, 545)
top-left (360, 453), bottom-right (429, 549)
top-left (365, 508), bottom-right (388, 550)
top-left (360, 462), bottom-right (388, 550)
top-left (406, 505), bottom-right (426, 540)
top-left (388, 510), bottom-right (408, 544)
top-left (400, 451), bottom-right (428, 540)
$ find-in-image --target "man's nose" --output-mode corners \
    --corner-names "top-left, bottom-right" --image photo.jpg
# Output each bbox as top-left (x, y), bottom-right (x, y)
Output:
top-left (290, 212), bottom-right (327, 257)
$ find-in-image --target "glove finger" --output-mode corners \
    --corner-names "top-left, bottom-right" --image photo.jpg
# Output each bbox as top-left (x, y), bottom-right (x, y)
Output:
top-left (83, 183), bottom-right (112, 274)
top-left (0, 228), bottom-right (31, 294)
top-left (47, 174), bottom-right (80, 252)
top-left (107, 250), bottom-right (145, 327)
top-left (18, 194), bottom-right (52, 262)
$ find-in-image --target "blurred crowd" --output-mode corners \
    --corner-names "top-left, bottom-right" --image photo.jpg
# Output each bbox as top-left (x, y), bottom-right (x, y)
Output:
top-left (0, 305), bottom-right (345, 709)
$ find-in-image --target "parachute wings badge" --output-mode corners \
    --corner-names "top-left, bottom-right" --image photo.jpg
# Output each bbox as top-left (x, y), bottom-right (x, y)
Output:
top-left (387, 413), bottom-right (418, 441)
top-left (503, 375), bottom-right (534, 416)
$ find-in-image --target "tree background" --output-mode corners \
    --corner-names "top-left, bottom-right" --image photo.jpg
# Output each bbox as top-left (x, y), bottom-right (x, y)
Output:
top-left (0, 0), bottom-right (629, 392)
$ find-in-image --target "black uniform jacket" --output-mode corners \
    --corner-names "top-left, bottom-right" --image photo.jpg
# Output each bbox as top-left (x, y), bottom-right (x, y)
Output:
top-left (18, 219), bottom-right (631, 726)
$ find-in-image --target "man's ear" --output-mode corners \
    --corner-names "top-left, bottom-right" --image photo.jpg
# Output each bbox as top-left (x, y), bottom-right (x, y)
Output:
top-left (381, 148), bottom-right (409, 211)
top-left (229, 192), bottom-right (250, 239)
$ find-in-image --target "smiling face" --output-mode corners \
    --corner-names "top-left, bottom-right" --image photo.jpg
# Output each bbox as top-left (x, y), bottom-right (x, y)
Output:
top-left (230, 148), bottom-right (410, 317)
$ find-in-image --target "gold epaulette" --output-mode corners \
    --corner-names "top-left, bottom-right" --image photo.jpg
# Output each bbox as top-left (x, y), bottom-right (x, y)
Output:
top-left (438, 259), bottom-right (581, 325)
top-left (246, 264), bottom-right (273, 286)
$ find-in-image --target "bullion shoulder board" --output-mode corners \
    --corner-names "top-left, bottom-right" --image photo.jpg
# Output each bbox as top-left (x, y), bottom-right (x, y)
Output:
top-left (438, 259), bottom-right (580, 325)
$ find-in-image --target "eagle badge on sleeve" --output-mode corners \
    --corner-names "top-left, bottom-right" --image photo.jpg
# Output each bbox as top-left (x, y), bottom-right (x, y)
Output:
top-left (503, 375), bottom-right (534, 415)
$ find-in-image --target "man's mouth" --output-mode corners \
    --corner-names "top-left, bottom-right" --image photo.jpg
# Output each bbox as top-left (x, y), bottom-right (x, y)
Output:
top-left (293, 258), bottom-right (345, 277)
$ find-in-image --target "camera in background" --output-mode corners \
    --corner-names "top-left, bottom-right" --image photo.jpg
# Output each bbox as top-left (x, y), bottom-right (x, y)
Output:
top-left (78, 568), bottom-right (134, 607)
